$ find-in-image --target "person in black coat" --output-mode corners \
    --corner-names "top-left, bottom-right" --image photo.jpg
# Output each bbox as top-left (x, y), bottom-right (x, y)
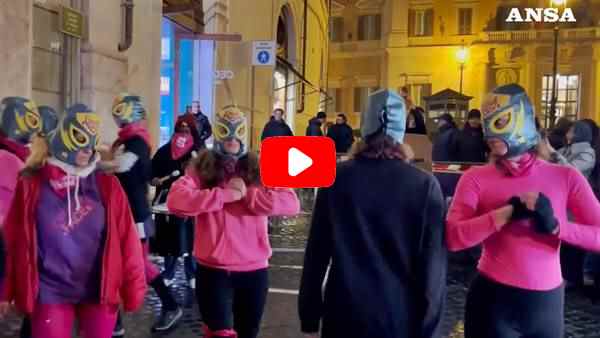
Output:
top-left (406, 106), bottom-right (428, 135)
top-left (432, 113), bottom-right (459, 162)
top-left (326, 113), bottom-right (354, 153)
top-left (306, 111), bottom-right (327, 136)
top-left (299, 90), bottom-right (447, 338)
top-left (455, 109), bottom-right (487, 163)
top-left (151, 118), bottom-right (197, 288)
top-left (189, 100), bottom-right (212, 149)
top-left (261, 108), bottom-right (293, 141)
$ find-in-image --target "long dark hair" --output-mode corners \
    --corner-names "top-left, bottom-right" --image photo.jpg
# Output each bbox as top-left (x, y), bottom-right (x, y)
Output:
top-left (192, 150), bottom-right (261, 188)
top-left (353, 131), bottom-right (413, 162)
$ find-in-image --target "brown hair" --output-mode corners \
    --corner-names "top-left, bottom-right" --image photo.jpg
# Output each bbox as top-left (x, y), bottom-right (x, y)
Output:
top-left (192, 150), bottom-right (261, 188)
top-left (352, 132), bottom-right (414, 162)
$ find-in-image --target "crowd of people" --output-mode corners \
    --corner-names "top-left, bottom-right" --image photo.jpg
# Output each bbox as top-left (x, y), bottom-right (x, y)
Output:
top-left (0, 95), bottom-right (300, 338)
top-left (2, 82), bottom-right (600, 338)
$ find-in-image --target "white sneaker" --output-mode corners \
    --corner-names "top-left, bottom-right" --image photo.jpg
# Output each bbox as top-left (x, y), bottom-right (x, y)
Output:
top-left (164, 278), bottom-right (175, 287)
top-left (188, 278), bottom-right (196, 289)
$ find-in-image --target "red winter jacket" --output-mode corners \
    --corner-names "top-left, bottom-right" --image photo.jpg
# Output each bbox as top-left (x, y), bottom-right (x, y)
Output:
top-left (1, 170), bottom-right (146, 314)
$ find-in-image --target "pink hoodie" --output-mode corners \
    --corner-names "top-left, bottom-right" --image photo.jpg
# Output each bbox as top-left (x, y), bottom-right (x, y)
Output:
top-left (447, 158), bottom-right (600, 291)
top-left (167, 170), bottom-right (300, 272)
top-left (0, 150), bottom-right (24, 226)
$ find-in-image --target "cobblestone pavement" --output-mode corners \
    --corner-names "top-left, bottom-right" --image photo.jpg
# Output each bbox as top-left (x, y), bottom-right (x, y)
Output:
top-left (3, 214), bottom-right (600, 337)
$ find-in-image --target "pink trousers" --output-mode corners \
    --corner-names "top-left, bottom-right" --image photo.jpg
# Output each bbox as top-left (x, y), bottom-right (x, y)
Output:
top-left (31, 303), bottom-right (118, 338)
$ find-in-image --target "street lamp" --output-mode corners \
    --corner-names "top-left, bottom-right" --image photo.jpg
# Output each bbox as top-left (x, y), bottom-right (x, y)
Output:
top-left (548, 0), bottom-right (567, 128)
top-left (456, 41), bottom-right (468, 94)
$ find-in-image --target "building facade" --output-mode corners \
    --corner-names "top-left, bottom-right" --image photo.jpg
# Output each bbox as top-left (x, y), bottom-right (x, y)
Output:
top-left (1, 0), bottom-right (329, 148)
top-left (328, 0), bottom-right (600, 128)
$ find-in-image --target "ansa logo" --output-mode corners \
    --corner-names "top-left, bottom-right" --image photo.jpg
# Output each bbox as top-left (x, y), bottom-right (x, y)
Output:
top-left (506, 8), bottom-right (576, 23)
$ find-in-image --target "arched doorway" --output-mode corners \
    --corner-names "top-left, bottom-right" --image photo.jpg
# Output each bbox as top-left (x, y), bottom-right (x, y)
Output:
top-left (273, 5), bottom-right (297, 129)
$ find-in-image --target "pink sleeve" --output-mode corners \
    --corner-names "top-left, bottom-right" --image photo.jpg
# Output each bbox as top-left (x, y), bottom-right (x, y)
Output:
top-left (559, 168), bottom-right (600, 252)
top-left (445, 173), bottom-right (499, 252)
top-left (166, 173), bottom-right (240, 217)
top-left (244, 187), bottom-right (300, 217)
top-left (0, 155), bottom-right (24, 226)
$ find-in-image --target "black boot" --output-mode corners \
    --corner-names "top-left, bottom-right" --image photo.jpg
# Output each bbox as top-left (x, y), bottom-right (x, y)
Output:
top-left (112, 312), bottom-right (125, 337)
top-left (19, 317), bottom-right (31, 338)
top-left (150, 276), bottom-right (183, 332)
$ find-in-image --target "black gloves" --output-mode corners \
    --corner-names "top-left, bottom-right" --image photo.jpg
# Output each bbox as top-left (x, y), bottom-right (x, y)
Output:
top-left (508, 197), bottom-right (533, 221)
top-left (532, 193), bottom-right (559, 234)
top-left (507, 193), bottom-right (559, 234)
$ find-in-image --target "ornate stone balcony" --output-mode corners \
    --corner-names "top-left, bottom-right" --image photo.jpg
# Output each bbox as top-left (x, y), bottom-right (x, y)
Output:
top-left (480, 27), bottom-right (600, 43)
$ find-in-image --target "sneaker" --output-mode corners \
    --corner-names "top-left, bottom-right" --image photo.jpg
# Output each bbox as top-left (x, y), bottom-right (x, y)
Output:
top-left (188, 278), bottom-right (196, 289)
top-left (112, 322), bottom-right (125, 337)
top-left (152, 307), bottom-right (183, 332)
top-left (163, 278), bottom-right (175, 287)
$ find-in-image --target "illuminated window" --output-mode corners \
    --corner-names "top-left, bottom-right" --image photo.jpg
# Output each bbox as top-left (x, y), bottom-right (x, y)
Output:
top-left (541, 74), bottom-right (580, 124)
top-left (458, 8), bottom-right (472, 35)
top-left (409, 9), bottom-right (433, 37)
top-left (358, 15), bottom-right (381, 40)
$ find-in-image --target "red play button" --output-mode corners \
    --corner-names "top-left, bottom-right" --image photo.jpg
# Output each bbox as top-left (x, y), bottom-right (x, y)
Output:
top-left (260, 136), bottom-right (336, 188)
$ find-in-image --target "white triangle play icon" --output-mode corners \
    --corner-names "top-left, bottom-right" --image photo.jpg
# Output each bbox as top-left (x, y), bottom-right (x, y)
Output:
top-left (288, 147), bottom-right (313, 177)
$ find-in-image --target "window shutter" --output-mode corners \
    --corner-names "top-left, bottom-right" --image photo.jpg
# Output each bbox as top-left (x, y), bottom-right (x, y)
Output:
top-left (425, 9), bottom-right (434, 36)
top-left (408, 9), bottom-right (415, 37)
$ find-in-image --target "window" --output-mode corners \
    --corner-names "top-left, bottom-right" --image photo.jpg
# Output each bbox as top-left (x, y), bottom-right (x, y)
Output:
top-left (409, 9), bottom-right (434, 37)
top-left (354, 87), bottom-right (379, 112)
top-left (358, 15), bottom-right (382, 40)
top-left (403, 84), bottom-right (432, 108)
top-left (327, 88), bottom-right (343, 113)
top-left (541, 74), bottom-right (580, 125)
top-left (458, 8), bottom-right (472, 35)
top-left (330, 17), bottom-right (344, 42)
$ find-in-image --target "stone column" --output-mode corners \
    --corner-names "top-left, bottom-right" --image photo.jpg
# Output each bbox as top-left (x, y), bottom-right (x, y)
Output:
top-left (0, 0), bottom-right (33, 98)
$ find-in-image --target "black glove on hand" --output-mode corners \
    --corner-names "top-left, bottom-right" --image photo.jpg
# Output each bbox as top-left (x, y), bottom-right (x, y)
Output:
top-left (508, 196), bottom-right (534, 221)
top-left (532, 193), bottom-right (559, 234)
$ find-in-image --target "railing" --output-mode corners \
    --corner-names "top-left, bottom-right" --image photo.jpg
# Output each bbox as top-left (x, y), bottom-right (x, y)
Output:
top-left (330, 40), bottom-right (382, 54)
top-left (482, 27), bottom-right (600, 42)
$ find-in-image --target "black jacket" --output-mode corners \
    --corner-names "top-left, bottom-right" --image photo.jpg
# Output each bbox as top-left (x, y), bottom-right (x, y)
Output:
top-left (299, 158), bottom-right (447, 338)
top-left (193, 112), bottom-right (212, 149)
top-left (151, 141), bottom-right (194, 256)
top-left (261, 118), bottom-right (293, 141)
top-left (432, 124), bottom-right (459, 162)
top-left (306, 117), bottom-right (323, 136)
top-left (455, 125), bottom-right (487, 163)
top-left (327, 123), bottom-right (354, 153)
top-left (115, 137), bottom-right (152, 224)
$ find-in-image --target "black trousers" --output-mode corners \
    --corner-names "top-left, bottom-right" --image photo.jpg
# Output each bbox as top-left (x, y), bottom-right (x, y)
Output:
top-left (196, 265), bottom-right (268, 338)
top-left (561, 244), bottom-right (585, 286)
top-left (465, 275), bottom-right (564, 338)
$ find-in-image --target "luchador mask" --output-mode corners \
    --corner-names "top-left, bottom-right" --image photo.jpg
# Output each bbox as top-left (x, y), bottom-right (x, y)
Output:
top-left (213, 106), bottom-right (248, 158)
top-left (39, 105), bottom-right (59, 136)
top-left (112, 93), bottom-right (146, 128)
top-left (361, 89), bottom-right (407, 143)
top-left (482, 84), bottom-right (539, 158)
top-left (49, 104), bottom-right (101, 166)
top-left (0, 97), bottom-right (42, 144)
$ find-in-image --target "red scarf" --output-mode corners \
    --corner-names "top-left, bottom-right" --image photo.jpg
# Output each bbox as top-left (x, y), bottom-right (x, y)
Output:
top-left (114, 122), bottom-right (152, 150)
top-left (41, 164), bottom-right (75, 197)
top-left (0, 135), bottom-right (30, 161)
top-left (499, 152), bottom-right (537, 177)
top-left (171, 133), bottom-right (194, 160)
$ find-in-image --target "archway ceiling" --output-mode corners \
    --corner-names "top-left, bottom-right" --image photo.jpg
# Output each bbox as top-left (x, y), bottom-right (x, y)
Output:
top-left (162, 0), bottom-right (204, 33)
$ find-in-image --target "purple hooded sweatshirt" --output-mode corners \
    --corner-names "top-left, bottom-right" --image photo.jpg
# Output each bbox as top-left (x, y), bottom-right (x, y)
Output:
top-left (36, 162), bottom-right (106, 304)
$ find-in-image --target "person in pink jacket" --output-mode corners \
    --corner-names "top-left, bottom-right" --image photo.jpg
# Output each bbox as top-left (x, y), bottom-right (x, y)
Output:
top-left (167, 106), bottom-right (300, 338)
top-left (447, 84), bottom-right (600, 338)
